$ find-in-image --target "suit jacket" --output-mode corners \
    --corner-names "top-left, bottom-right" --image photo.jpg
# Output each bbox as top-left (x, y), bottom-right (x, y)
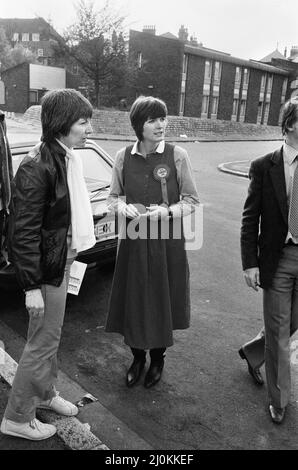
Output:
top-left (241, 146), bottom-right (289, 289)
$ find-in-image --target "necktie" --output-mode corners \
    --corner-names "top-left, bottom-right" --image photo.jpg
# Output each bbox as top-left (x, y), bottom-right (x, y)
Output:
top-left (289, 157), bottom-right (298, 237)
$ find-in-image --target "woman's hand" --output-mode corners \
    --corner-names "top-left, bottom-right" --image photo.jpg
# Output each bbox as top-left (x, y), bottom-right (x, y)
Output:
top-left (146, 205), bottom-right (169, 221)
top-left (25, 289), bottom-right (45, 317)
top-left (122, 204), bottom-right (140, 219)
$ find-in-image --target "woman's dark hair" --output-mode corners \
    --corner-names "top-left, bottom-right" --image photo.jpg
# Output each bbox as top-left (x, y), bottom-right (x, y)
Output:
top-left (41, 88), bottom-right (93, 142)
top-left (130, 96), bottom-right (168, 141)
top-left (281, 97), bottom-right (298, 136)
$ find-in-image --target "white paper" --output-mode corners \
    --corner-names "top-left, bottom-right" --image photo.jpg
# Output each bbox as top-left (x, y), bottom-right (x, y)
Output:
top-left (68, 261), bottom-right (87, 296)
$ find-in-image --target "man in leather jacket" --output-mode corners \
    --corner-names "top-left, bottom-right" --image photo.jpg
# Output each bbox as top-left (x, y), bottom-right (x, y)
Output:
top-left (0, 110), bottom-right (13, 268)
top-left (1, 89), bottom-right (95, 441)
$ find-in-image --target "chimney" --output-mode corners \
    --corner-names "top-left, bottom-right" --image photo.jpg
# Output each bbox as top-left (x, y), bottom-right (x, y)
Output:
top-left (189, 35), bottom-right (198, 46)
top-left (178, 25), bottom-right (188, 42)
top-left (142, 25), bottom-right (156, 35)
top-left (290, 46), bottom-right (298, 59)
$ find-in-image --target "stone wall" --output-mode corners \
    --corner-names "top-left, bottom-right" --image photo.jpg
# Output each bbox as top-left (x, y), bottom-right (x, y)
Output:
top-left (23, 105), bottom-right (282, 140)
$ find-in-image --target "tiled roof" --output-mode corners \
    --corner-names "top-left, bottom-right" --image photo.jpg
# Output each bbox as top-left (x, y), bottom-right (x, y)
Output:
top-left (260, 49), bottom-right (286, 63)
top-left (0, 17), bottom-right (61, 39)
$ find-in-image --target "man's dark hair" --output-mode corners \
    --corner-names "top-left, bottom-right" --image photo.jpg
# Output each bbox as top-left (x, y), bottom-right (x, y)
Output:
top-left (281, 97), bottom-right (298, 136)
top-left (41, 89), bottom-right (93, 142)
top-left (130, 96), bottom-right (168, 141)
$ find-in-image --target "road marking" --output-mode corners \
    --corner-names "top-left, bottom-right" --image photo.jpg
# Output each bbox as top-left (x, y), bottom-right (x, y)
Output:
top-left (0, 345), bottom-right (109, 450)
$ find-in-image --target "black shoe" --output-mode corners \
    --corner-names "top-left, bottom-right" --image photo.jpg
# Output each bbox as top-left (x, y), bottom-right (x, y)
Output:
top-left (238, 347), bottom-right (264, 385)
top-left (269, 405), bottom-right (285, 424)
top-left (144, 359), bottom-right (164, 388)
top-left (126, 358), bottom-right (146, 387)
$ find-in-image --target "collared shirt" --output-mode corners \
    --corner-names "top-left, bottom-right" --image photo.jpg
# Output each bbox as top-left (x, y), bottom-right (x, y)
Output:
top-left (283, 142), bottom-right (298, 243)
top-left (107, 140), bottom-right (200, 217)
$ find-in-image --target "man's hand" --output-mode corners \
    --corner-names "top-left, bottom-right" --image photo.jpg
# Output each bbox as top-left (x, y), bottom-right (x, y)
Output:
top-left (243, 267), bottom-right (260, 291)
top-left (146, 205), bottom-right (169, 221)
top-left (25, 289), bottom-right (45, 317)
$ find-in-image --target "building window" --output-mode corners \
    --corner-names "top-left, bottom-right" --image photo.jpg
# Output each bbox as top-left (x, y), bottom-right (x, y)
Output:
top-left (201, 95), bottom-right (209, 116)
top-left (257, 101), bottom-right (263, 124)
top-left (282, 78), bottom-right (288, 96)
top-left (29, 90), bottom-right (38, 105)
top-left (281, 78), bottom-right (288, 104)
top-left (242, 68), bottom-right (250, 88)
top-left (37, 49), bottom-right (44, 57)
top-left (263, 102), bottom-right (270, 124)
top-left (260, 74), bottom-right (266, 90)
top-left (213, 61), bottom-right (222, 82)
top-left (278, 103), bottom-right (284, 126)
top-left (22, 33), bottom-right (29, 42)
top-left (137, 52), bottom-right (142, 69)
top-left (239, 99), bottom-right (246, 121)
top-left (182, 54), bottom-right (188, 74)
top-left (179, 92), bottom-right (185, 116)
top-left (72, 64), bottom-right (79, 75)
top-left (211, 96), bottom-right (219, 116)
top-left (32, 33), bottom-right (40, 42)
top-left (232, 98), bottom-right (239, 117)
top-left (235, 66), bottom-right (241, 84)
top-left (204, 60), bottom-right (212, 83)
top-left (267, 74), bottom-right (273, 92)
top-left (12, 32), bottom-right (19, 41)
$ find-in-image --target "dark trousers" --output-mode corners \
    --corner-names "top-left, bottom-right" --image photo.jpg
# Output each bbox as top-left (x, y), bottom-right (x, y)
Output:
top-left (242, 245), bottom-right (298, 408)
top-left (131, 347), bottom-right (166, 363)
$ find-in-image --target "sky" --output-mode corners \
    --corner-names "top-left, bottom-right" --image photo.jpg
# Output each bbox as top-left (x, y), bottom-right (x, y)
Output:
top-left (1, 0), bottom-right (298, 61)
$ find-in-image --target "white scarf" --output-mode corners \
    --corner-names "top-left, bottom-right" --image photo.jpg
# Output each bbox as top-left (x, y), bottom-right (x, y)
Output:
top-left (56, 140), bottom-right (96, 253)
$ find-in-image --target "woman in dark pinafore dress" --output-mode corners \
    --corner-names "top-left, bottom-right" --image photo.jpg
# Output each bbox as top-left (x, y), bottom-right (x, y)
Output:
top-left (105, 96), bottom-right (200, 388)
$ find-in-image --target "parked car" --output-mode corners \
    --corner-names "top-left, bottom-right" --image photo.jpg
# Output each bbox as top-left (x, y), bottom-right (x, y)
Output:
top-left (0, 139), bottom-right (118, 289)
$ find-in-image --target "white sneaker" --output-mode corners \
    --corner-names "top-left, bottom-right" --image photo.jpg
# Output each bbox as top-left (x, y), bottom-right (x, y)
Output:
top-left (38, 392), bottom-right (78, 416)
top-left (0, 417), bottom-right (56, 440)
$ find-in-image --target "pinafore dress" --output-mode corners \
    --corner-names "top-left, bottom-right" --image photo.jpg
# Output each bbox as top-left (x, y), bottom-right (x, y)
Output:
top-left (105, 143), bottom-right (190, 349)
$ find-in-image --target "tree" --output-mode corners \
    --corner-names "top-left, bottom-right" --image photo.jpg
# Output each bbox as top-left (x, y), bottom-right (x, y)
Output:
top-left (0, 27), bottom-right (38, 71)
top-left (53, 0), bottom-right (128, 107)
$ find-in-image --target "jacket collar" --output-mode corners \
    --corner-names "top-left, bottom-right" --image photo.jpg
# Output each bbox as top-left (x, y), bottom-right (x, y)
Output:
top-left (270, 146), bottom-right (288, 224)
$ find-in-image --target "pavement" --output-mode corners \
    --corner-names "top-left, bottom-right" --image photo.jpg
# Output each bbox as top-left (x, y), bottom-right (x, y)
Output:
top-left (218, 160), bottom-right (250, 178)
top-left (0, 320), bottom-right (110, 450)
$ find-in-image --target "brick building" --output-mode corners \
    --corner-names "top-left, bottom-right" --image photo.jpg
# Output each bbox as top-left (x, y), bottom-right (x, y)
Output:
top-left (128, 27), bottom-right (298, 126)
top-left (0, 17), bottom-right (63, 66)
top-left (0, 62), bottom-right (81, 113)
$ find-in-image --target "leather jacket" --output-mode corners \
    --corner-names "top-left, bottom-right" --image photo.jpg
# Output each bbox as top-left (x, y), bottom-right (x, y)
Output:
top-left (8, 140), bottom-right (71, 291)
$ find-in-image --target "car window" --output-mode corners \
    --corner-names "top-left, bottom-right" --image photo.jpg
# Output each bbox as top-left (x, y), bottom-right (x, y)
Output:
top-left (11, 146), bottom-right (112, 193)
top-left (75, 147), bottom-right (112, 192)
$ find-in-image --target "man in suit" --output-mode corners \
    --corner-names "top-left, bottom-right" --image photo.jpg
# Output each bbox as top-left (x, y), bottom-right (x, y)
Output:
top-left (240, 97), bottom-right (298, 424)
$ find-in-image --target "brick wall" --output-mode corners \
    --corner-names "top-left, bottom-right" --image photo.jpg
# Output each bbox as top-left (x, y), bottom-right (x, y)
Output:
top-left (246, 69), bottom-right (262, 123)
top-left (268, 75), bottom-right (284, 126)
top-left (217, 62), bottom-right (235, 120)
top-left (129, 30), bottom-right (184, 115)
top-left (1, 63), bottom-right (29, 113)
top-left (184, 55), bottom-right (205, 117)
top-left (23, 106), bottom-right (283, 139)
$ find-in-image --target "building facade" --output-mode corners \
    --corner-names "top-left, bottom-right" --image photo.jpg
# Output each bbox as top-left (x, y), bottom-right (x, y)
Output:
top-left (0, 17), bottom-right (63, 66)
top-left (129, 28), bottom-right (298, 126)
top-left (0, 62), bottom-right (81, 113)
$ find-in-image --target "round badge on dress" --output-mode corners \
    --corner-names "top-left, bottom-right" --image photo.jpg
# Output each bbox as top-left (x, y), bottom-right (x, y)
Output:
top-left (153, 164), bottom-right (171, 181)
